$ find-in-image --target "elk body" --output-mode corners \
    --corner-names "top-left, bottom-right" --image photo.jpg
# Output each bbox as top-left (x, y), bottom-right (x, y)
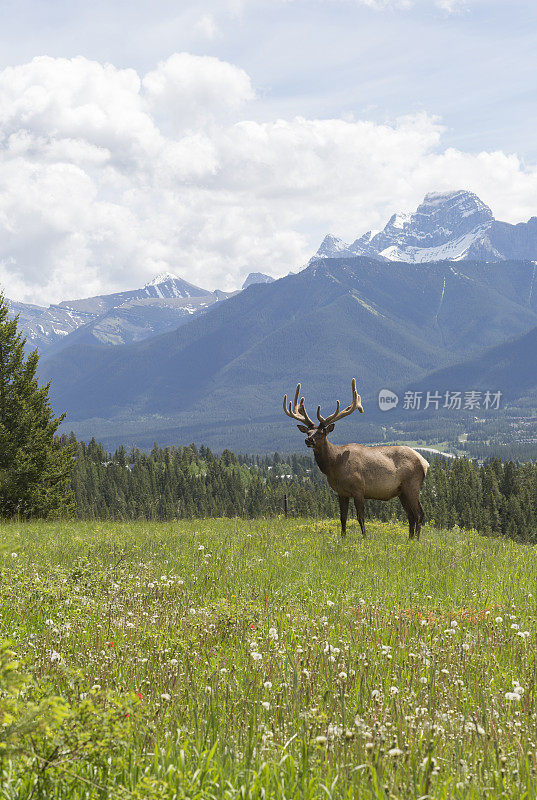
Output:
top-left (283, 380), bottom-right (429, 540)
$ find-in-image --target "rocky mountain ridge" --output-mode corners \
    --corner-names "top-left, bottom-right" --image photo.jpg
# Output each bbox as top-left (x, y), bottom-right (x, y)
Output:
top-left (314, 190), bottom-right (537, 264)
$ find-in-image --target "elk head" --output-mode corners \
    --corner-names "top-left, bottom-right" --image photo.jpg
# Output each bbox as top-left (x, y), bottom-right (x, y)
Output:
top-left (283, 379), bottom-right (364, 447)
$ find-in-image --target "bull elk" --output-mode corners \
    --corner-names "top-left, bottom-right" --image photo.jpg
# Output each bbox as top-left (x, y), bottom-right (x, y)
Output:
top-left (283, 379), bottom-right (429, 539)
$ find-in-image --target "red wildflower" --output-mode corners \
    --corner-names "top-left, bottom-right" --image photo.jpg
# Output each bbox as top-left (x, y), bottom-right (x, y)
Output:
top-left (106, 641), bottom-right (114, 648)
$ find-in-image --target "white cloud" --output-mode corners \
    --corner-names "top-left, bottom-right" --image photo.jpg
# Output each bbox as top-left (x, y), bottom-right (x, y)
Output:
top-left (0, 53), bottom-right (537, 305)
top-left (142, 53), bottom-right (254, 132)
top-left (194, 13), bottom-right (220, 39)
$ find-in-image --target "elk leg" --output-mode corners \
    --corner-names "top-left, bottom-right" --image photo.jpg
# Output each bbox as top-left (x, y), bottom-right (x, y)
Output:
top-left (338, 496), bottom-right (350, 537)
top-left (399, 492), bottom-right (416, 540)
top-left (354, 496), bottom-right (366, 538)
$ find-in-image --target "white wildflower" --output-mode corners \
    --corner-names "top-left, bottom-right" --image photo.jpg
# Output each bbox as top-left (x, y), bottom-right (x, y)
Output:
top-left (505, 692), bottom-right (521, 701)
top-left (465, 721), bottom-right (485, 735)
top-left (324, 643), bottom-right (340, 655)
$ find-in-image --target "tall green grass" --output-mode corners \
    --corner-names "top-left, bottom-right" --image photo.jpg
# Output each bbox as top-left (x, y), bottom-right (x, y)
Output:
top-left (2, 518), bottom-right (537, 798)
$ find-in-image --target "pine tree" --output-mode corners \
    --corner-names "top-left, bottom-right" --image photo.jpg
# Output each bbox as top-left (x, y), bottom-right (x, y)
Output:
top-left (0, 295), bottom-right (75, 518)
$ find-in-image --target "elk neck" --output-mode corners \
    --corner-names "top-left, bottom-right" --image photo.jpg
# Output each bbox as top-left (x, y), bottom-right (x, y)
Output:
top-left (312, 436), bottom-right (338, 475)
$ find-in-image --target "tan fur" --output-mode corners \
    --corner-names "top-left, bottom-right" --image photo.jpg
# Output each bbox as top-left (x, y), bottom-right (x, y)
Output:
top-left (283, 380), bottom-right (429, 540)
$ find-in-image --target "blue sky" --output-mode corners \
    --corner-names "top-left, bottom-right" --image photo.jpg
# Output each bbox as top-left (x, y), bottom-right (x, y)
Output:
top-left (2, 0), bottom-right (535, 155)
top-left (1, 0), bottom-right (537, 302)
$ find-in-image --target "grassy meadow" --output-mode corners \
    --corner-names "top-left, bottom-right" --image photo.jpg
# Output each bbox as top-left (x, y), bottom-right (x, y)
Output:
top-left (2, 517), bottom-right (537, 798)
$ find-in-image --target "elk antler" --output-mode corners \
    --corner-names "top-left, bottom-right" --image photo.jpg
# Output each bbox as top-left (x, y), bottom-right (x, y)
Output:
top-left (283, 383), bottom-right (315, 429)
top-left (316, 378), bottom-right (364, 427)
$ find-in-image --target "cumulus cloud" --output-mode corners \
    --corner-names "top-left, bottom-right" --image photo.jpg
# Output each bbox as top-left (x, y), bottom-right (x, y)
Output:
top-left (0, 53), bottom-right (537, 305)
top-left (143, 53), bottom-right (254, 132)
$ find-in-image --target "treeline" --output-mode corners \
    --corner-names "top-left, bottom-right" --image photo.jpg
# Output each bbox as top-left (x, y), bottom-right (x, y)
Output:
top-left (69, 437), bottom-right (537, 542)
top-left (71, 437), bottom-right (336, 520)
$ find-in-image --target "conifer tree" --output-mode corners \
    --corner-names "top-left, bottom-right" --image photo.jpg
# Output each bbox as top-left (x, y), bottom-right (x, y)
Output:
top-left (0, 295), bottom-right (75, 518)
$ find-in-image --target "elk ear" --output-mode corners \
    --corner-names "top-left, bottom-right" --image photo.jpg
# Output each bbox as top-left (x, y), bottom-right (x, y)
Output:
top-left (297, 424), bottom-right (310, 433)
top-left (324, 423), bottom-right (335, 434)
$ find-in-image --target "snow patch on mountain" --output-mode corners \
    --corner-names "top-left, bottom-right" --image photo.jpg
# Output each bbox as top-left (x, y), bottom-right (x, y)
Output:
top-left (312, 189), bottom-right (537, 265)
top-left (145, 272), bottom-right (181, 287)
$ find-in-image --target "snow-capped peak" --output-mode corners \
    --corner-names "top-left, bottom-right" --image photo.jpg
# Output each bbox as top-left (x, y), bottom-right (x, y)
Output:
top-left (387, 212), bottom-right (412, 231)
top-left (312, 189), bottom-right (504, 265)
top-left (145, 271), bottom-right (180, 287)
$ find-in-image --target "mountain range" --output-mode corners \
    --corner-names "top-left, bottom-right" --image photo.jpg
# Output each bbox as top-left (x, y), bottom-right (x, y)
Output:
top-left (6, 272), bottom-right (271, 353)
top-left (314, 189), bottom-right (537, 264)
top-left (6, 188), bottom-right (537, 451)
